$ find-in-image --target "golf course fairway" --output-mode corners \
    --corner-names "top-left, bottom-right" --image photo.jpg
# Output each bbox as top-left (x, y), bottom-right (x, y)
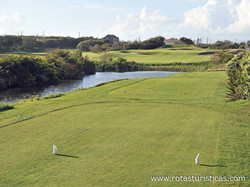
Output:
top-left (0, 72), bottom-right (249, 186)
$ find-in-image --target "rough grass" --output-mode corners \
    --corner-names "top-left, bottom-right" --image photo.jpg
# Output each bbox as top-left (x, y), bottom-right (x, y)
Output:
top-left (0, 72), bottom-right (249, 186)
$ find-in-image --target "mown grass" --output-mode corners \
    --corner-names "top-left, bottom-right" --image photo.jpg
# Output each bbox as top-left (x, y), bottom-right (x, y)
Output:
top-left (82, 45), bottom-right (215, 64)
top-left (0, 72), bottom-right (249, 186)
top-left (0, 46), bottom-right (214, 72)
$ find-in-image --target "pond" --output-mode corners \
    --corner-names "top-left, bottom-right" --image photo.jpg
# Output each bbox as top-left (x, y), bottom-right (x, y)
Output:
top-left (0, 71), bottom-right (178, 103)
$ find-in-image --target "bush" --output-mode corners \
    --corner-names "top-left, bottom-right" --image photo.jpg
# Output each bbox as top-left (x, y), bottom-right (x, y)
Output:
top-left (77, 39), bottom-right (105, 52)
top-left (226, 52), bottom-right (249, 101)
top-left (211, 51), bottom-right (234, 65)
top-left (95, 57), bottom-right (145, 72)
top-left (82, 56), bottom-right (96, 75)
top-left (140, 36), bottom-right (165, 49)
top-left (0, 103), bottom-right (14, 112)
top-left (42, 93), bottom-right (64, 99)
top-left (46, 49), bottom-right (84, 79)
top-left (180, 37), bottom-right (194, 45)
top-left (0, 55), bottom-right (58, 90)
top-left (209, 41), bottom-right (240, 49)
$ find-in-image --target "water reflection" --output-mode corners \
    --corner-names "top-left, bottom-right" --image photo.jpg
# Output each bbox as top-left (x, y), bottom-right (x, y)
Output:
top-left (0, 71), bottom-right (178, 103)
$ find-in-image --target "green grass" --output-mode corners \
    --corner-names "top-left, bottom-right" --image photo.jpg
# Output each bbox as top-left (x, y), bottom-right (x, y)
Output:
top-left (82, 45), bottom-right (215, 64)
top-left (0, 51), bottom-right (47, 58)
top-left (0, 72), bottom-right (249, 186)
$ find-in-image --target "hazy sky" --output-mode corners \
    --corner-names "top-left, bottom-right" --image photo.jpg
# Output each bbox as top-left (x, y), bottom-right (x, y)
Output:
top-left (0, 0), bottom-right (249, 42)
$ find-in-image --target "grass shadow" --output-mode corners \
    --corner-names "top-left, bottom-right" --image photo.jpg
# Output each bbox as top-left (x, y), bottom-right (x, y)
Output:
top-left (56, 154), bottom-right (79, 158)
top-left (199, 164), bottom-right (226, 167)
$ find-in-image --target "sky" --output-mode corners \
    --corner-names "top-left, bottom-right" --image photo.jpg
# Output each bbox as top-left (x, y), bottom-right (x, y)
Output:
top-left (0, 0), bottom-right (249, 42)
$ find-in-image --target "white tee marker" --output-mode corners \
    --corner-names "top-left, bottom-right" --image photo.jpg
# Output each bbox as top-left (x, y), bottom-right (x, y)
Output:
top-left (53, 145), bottom-right (57, 154)
top-left (195, 153), bottom-right (200, 164)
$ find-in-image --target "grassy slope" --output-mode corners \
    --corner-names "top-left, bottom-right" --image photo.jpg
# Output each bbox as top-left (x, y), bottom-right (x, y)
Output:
top-left (0, 45), bottom-right (213, 64)
top-left (0, 72), bottom-right (249, 186)
top-left (82, 45), bottom-right (214, 64)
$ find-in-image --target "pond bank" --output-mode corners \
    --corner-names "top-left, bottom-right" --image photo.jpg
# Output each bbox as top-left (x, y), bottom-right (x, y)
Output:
top-left (0, 71), bottom-right (178, 103)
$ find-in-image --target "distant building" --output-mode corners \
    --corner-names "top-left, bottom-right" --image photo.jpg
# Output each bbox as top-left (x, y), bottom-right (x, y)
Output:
top-left (103, 34), bottom-right (119, 45)
top-left (164, 38), bottom-right (181, 44)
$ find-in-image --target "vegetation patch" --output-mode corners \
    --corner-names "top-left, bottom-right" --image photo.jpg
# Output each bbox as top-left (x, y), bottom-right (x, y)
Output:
top-left (0, 103), bottom-right (14, 112)
top-left (0, 49), bottom-right (96, 91)
top-left (226, 51), bottom-right (249, 101)
top-left (42, 93), bottom-right (65, 99)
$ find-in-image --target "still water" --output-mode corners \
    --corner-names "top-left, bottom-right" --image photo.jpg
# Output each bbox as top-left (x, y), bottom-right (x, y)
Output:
top-left (0, 71), bottom-right (178, 103)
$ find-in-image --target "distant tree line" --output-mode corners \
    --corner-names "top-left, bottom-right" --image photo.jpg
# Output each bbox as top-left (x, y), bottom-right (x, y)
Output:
top-left (0, 35), bottom-right (94, 52)
top-left (77, 36), bottom-right (165, 52)
top-left (0, 49), bottom-right (95, 91)
top-left (1, 35), bottom-right (247, 53)
top-left (0, 35), bottom-right (165, 53)
top-left (198, 40), bottom-right (246, 50)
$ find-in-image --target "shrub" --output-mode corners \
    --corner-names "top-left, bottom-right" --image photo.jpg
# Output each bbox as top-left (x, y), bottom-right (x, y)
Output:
top-left (95, 57), bottom-right (145, 72)
top-left (42, 93), bottom-right (64, 99)
top-left (77, 39), bottom-right (105, 52)
top-left (82, 56), bottom-right (96, 75)
top-left (0, 103), bottom-right (14, 112)
top-left (0, 55), bottom-right (58, 90)
top-left (211, 51), bottom-right (234, 65)
top-left (180, 37), bottom-right (194, 45)
top-left (226, 52), bottom-right (249, 101)
top-left (140, 36), bottom-right (165, 49)
top-left (46, 49), bottom-right (84, 79)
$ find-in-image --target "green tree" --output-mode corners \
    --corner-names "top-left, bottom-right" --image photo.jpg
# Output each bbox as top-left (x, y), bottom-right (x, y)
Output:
top-left (0, 55), bottom-right (58, 90)
top-left (180, 37), bottom-right (194, 45)
top-left (82, 56), bottom-right (96, 75)
top-left (140, 36), bottom-right (165, 49)
top-left (0, 35), bottom-right (22, 52)
top-left (20, 36), bottom-right (44, 51)
top-left (77, 39), bottom-right (105, 52)
top-left (46, 49), bottom-right (84, 79)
